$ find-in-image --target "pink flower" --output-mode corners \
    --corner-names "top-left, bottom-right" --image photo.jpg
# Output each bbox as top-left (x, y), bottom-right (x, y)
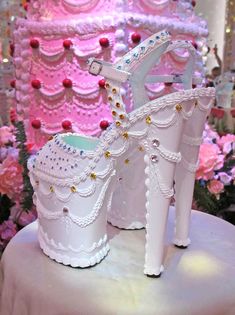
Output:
top-left (0, 220), bottom-right (17, 241)
top-left (0, 155), bottom-right (23, 199)
top-left (217, 172), bottom-right (232, 185)
top-left (231, 167), bottom-right (235, 179)
top-left (217, 134), bottom-right (235, 154)
top-left (18, 209), bottom-right (37, 227)
top-left (207, 179), bottom-right (224, 195)
top-left (0, 126), bottom-right (15, 146)
top-left (196, 143), bottom-right (224, 180)
top-left (203, 123), bottom-right (219, 144)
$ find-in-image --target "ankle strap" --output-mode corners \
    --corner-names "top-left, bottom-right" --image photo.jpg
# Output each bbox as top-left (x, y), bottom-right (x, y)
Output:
top-left (88, 58), bottom-right (131, 83)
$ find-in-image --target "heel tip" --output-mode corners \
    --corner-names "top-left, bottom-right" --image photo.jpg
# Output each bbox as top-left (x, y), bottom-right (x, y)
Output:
top-left (174, 244), bottom-right (188, 249)
top-left (146, 273), bottom-right (161, 278)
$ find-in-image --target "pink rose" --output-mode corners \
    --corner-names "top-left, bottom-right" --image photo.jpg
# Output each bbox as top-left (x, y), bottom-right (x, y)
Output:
top-left (207, 179), bottom-right (224, 195)
top-left (0, 155), bottom-right (23, 199)
top-left (0, 126), bottom-right (15, 147)
top-left (203, 123), bottom-right (219, 143)
top-left (18, 209), bottom-right (37, 227)
top-left (196, 143), bottom-right (224, 180)
top-left (0, 220), bottom-right (17, 242)
top-left (217, 134), bottom-right (235, 154)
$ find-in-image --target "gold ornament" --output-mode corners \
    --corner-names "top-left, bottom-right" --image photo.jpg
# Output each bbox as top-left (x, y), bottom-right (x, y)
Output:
top-left (90, 173), bottom-right (97, 180)
top-left (175, 104), bottom-right (182, 112)
top-left (122, 132), bottom-right (129, 139)
top-left (50, 186), bottom-right (54, 193)
top-left (146, 116), bottom-right (151, 124)
top-left (105, 151), bottom-right (111, 158)
top-left (116, 121), bottom-right (121, 127)
top-left (71, 186), bottom-right (77, 193)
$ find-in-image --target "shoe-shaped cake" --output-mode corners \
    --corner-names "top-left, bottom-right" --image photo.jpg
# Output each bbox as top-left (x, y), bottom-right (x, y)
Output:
top-left (28, 30), bottom-right (215, 276)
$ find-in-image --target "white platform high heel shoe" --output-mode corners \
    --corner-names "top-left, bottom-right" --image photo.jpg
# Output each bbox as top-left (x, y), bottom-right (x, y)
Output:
top-left (29, 30), bottom-right (215, 277)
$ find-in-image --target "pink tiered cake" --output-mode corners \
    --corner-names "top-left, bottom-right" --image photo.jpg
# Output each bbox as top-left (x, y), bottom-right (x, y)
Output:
top-left (13, 0), bottom-right (208, 147)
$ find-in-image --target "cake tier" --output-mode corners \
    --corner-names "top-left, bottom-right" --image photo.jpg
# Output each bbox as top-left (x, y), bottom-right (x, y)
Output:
top-left (28, 0), bottom-right (204, 22)
top-left (14, 12), bottom-right (207, 146)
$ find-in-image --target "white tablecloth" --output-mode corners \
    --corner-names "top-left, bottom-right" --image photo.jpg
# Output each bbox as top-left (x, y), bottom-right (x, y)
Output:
top-left (1, 207), bottom-right (235, 315)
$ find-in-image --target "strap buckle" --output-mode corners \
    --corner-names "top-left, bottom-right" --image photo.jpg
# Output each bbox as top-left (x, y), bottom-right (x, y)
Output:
top-left (89, 60), bottom-right (103, 76)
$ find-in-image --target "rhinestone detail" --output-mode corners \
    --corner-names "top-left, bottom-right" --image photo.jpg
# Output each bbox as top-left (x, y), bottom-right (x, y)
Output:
top-left (151, 155), bottom-right (158, 163)
top-left (152, 139), bottom-right (160, 148)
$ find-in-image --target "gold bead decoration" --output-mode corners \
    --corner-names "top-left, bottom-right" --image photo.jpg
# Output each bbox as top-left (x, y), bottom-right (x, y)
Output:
top-left (108, 96), bottom-right (113, 101)
top-left (71, 185), bottom-right (77, 193)
top-left (90, 173), bottom-right (97, 180)
top-left (146, 116), bottom-right (151, 124)
top-left (124, 159), bottom-right (130, 164)
top-left (112, 88), bottom-right (117, 94)
top-left (112, 110), bottom-right (117, 116)
top-left (175, 104), bottom-right (182, 112)
top-left (105, 151), bottom-right (111, 158)
top-left (50, 186), bottom-right (54, 193)
top-left (48, 136), bottom-right (54, 141)
top-left (116, 121), bottom-right (121, 127)
top-left (138, 146), bottom-right (144, 152)
top-left (119, 114), bottom-right (125, 120)
top-left (116, 102), bottom-right (121, 108)
top-left (122, 132), bottom-right (129, 139)
top-left (105, 83), bottom-right (110, 89)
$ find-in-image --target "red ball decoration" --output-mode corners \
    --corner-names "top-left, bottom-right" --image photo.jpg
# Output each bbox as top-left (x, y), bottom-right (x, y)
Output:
top-left (62, 120), bottom-right (72, 130)
top-left (99, 37), bottom-right (110, 48)
top-left (23, 3), bottom-right (28, 10)
top-left (31, 119), bottom-right (41, 129)
top-left (30, 39), bottom-right (39, 49)
top-left (10, 80), bottom-right (16, 88)
top-left (231, 109), bottom-right (235, 118)
top-left (98, 79), bottom-right (106, 89)
top-left (100, 120), bottom-right (110, 130)
top-left (191, 41), bottom-right (198, 50)
top-left (63, 39), bottom-right (73, 49)
top-left (10, 43), bottom-right (15, 56)
top-left (63, 78), bottom-right (73, 88)
top-left (164, 82), bottom-right (173, 87)
top-left (31, 79), bottom-right (41, 89)
top-left (191, 0), bottom-right (196, 7)
top-left (10, 108), bottom-right (17, 123)
top-left (131, 32), bottom-right (141, 44)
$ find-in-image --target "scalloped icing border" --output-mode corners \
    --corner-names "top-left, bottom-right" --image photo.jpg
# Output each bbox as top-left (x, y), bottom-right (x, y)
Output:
top-left (16, 12), bottom-right (208, 37)
top-left (38, 229), bottom-right (110, 267)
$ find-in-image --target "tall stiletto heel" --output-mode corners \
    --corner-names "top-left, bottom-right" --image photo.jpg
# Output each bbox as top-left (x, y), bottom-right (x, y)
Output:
top-left (29, 30), bottom-right (215, 276)
top-left (174, 96), bottom-right (214, 248)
